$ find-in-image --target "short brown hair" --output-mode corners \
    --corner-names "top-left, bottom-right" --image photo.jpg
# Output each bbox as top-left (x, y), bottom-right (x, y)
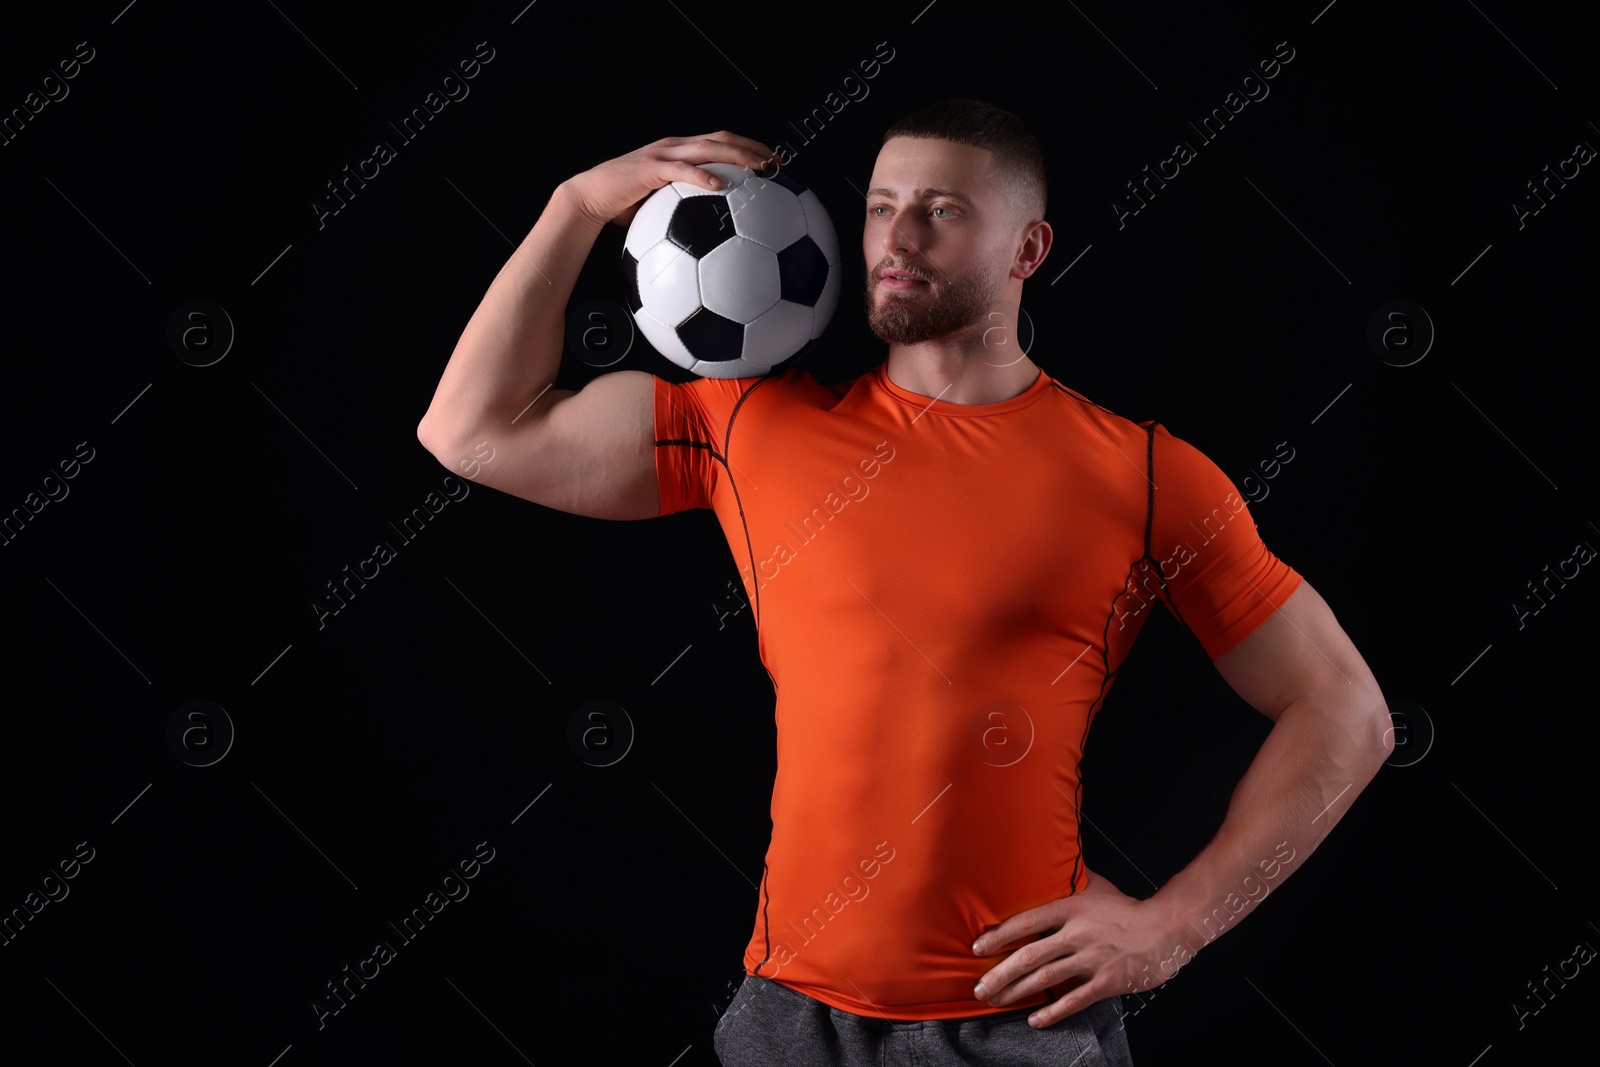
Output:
top-left (882, 99), bottom-right (1047, 225)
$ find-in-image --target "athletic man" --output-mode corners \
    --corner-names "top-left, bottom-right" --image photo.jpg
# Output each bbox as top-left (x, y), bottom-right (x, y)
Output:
top-left (418, 100), bottom-right (1394, 1066)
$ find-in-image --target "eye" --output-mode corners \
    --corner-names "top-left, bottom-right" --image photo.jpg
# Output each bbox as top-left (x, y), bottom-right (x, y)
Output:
top-left (932, 206), bottom-right (953, 218)
top-left (868, 205), bottom-right (889, 218)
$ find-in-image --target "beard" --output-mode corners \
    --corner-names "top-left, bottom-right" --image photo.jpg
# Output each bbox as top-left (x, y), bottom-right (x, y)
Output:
top-left (863, 261), bottom-right (1003, 346)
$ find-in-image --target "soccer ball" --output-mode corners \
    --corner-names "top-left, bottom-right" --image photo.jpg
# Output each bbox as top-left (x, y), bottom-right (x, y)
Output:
top-left (621, 163), bottom-right (840, 379)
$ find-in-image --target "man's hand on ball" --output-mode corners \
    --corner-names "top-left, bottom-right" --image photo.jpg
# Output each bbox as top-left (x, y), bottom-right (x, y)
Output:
top-left (565, 132), bottom-right (776, 229)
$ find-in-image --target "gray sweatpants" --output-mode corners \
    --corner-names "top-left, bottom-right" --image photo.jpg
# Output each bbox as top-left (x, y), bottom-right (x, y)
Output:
top-left (713, 973), bottom-right (1136, 1066)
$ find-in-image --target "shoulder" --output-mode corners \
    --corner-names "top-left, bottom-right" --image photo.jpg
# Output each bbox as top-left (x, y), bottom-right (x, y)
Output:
top-left (1145, 422), bottom-right (1254, 541)
top-left (1041, 376), bottom-right (1160, 455)
top-left (1036, 381), bottom-right (1245, 516)
top-left (665, 364), bottom-right (847, 395)
top-left (1146, 421), bottom-right (1233, 482)
top-left (773, 363), bottom-right (868, 396)
top-left (653, 364), bottom-right (854, 433)
top-left (741, 364), bottom-right (868, 410)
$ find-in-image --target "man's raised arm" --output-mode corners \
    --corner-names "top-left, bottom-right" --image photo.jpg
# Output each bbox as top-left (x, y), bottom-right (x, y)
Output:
top-left (416, 132), bottom-right (774, 520)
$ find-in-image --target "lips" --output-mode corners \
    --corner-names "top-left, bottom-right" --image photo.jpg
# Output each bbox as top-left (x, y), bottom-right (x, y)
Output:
top-left (878, 267), bottom-right (929, 289)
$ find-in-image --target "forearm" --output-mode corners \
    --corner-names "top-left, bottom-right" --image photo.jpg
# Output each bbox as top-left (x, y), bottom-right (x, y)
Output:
top-left (418, 180), bottom-right (605, 450)
top-left (1147, 684), bottom-right (1391, 964)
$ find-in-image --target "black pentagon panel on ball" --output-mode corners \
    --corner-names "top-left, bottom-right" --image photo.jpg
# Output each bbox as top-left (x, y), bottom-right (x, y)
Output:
top-left (767, 168), bottom-right (807, 196)
top-left (667, 196), bottom-right (740, 258)
top-left (777, 236), bottom-right (829, 306)
top-left (677, 306), bottom-right (746, 365)
top-left (620, 248), bottom-right (642, 314)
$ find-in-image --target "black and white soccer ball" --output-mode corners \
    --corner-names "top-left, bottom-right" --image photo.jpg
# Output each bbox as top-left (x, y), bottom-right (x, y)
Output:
top-left (621, 163), bottom-right (840, 379)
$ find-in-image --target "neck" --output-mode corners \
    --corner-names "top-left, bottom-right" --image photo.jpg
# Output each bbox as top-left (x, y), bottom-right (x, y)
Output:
top-left (877, 282), bottom-right (1039, 404)
top-left (885, 331), bottom-right (1039, 406)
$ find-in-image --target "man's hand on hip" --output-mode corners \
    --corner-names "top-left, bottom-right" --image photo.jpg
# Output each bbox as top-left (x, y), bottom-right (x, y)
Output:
top-left (970, 870), bottom-right (1192, 1028)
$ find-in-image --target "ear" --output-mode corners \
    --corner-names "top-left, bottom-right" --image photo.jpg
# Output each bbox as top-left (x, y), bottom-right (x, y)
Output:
top-left (1012, 219), bottom-right (1052, 280)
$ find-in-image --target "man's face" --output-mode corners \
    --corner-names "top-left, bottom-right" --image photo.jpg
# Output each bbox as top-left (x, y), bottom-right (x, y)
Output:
top-left (862, 136), bottom-right (1018, 346)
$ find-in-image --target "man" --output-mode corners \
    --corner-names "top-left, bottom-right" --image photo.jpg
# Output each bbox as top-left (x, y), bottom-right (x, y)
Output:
top-left (418, 100), bottom-right (1394, 1066)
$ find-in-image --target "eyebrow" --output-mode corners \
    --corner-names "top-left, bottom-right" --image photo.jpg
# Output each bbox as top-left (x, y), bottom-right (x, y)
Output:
top-left (865, 186), bottom-right (977, 207)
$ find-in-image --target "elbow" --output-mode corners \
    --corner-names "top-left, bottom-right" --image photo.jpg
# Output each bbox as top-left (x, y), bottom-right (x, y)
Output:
top-left (416, 415), bottom-right (455, 469)
top-left (1315, 680), bottom-right (1393, 776)
top-left (1366, 687), bottom-right (1395, 770)
top-left (416, 416), bottom-right (440, 460)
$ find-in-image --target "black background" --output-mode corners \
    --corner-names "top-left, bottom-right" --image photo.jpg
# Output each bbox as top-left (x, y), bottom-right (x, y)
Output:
top-left (1, 1), bottom-right (1594, 1064)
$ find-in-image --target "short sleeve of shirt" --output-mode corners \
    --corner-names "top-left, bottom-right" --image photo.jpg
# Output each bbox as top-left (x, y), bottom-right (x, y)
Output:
top-left (651, 374), bottom-right (748, 516)
top-left (1147, 423), bottom-right (1303, 658)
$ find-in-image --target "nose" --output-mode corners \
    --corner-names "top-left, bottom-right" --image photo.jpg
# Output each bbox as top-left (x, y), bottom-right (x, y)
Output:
top-left (880, 215), bottom-right (918, 259)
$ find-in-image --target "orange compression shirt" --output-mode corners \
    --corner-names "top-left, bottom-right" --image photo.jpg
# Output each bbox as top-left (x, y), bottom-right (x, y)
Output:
top-left (652, 362), bottom-right (1304, 1020)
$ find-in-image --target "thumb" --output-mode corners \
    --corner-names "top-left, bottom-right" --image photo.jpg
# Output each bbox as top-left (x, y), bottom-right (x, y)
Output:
top-left (612, 198), bottom-right (645, 228)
